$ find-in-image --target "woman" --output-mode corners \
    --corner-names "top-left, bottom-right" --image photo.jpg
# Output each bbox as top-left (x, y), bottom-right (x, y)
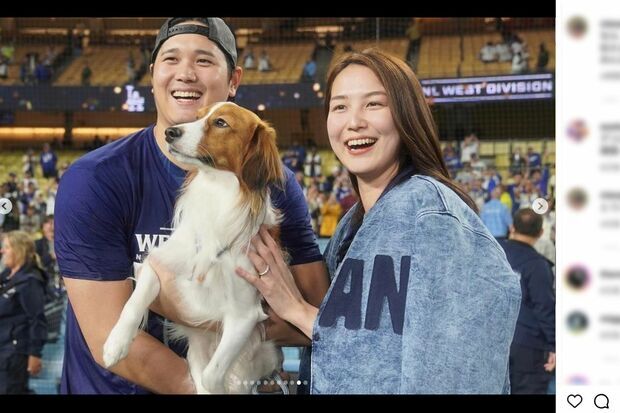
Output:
top-left (237, 49), bottom-right (522, 394)
top-left (0, 231), bottom-right (48, 394)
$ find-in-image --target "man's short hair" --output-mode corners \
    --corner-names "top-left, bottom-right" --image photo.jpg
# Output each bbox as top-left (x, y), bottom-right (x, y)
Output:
top-left (151, 17), bottom-right (237, 69)
top-left (42, 215), bottom-right (54, 227)
top-left (513, 208), bottom-right (543, 237)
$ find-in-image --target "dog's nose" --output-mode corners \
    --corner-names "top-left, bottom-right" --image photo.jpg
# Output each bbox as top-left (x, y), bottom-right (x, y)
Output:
top-left (165, 127), bottom-right (183, 143)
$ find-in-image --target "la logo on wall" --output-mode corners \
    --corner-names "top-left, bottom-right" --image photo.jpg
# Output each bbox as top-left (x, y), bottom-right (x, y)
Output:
top-left (123, 85), bottom-right (145, 112)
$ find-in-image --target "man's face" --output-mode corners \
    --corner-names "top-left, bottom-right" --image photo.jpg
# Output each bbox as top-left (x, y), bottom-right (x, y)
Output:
top-left (43, 220), bottom-right (54, 239)
top-left (151, 24), bottom-right (241, 131)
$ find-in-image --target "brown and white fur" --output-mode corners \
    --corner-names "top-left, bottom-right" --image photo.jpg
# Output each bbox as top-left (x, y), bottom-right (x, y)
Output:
top-left (102, 102), bottom-right (284, 394)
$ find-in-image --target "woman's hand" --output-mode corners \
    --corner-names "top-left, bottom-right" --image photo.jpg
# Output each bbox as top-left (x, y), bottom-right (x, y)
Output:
top-left (236, 226), bottom-right (313, 329)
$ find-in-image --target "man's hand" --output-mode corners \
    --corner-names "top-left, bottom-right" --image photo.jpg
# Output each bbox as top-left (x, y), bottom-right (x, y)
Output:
top-left (544, 352), bottom-right (556, 372)
top-left (146, 258), bottom-right (220, 331)
top-left (27, 355), bottom-right (42, 376)
top-left (262, 305), bottom-right (310, 346)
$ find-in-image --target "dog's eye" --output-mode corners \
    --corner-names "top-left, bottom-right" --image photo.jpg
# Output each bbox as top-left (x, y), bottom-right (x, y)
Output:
top-left (214, 118), bottom-right (229, 128)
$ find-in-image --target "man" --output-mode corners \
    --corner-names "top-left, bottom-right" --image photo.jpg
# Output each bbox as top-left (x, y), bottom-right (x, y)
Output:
top-left (35, 215), bottom-right (58, 289)
top-left (498, 208), bottom-right (555, 394)
top-left (40, 143), bottom-right (58, 179)
top-left (55, 17), bottom-right (329, 394)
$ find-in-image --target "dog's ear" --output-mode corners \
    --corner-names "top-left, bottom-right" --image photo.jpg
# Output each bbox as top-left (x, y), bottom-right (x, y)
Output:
top-left (242, 121), bottom-right (284, 191)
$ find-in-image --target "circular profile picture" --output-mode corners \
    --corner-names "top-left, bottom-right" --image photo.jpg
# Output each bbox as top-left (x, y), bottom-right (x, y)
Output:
top-left (567, 16), bottom-right (587, 38)
top-left (567, 119), bottom-right (589, 143)
top-left (565, 265), bottom-right (590, 290)
top-left (567, 188), bottom-right (588, 210)
top-left (566, 311), bottom-right (589, 334)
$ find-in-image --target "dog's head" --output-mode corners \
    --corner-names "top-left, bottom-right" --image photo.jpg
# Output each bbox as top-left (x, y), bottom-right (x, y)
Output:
top-left (165, 102), bottom-right (284, 191)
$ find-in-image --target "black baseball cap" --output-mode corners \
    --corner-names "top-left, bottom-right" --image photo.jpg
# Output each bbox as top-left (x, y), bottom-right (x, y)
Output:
top-left (151, 18), bottom-right (237, 68)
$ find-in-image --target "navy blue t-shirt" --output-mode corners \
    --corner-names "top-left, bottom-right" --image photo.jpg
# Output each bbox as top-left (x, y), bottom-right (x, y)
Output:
top-left (55, 125), bottom-right (322, 394)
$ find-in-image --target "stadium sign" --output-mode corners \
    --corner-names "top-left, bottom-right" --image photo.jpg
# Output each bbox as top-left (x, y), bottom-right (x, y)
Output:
top-left (421, 73), bottom-right (554, 103)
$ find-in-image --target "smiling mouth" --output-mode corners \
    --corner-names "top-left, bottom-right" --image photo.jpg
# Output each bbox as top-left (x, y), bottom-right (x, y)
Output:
top-left (346, 138), bottom-right (378, 150)
top-left (171, 91), bottom-right (203, 102)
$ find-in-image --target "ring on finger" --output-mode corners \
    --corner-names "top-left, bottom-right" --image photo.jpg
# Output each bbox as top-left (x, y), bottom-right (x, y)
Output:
top-left (258, 265), bottom-right (270, 277)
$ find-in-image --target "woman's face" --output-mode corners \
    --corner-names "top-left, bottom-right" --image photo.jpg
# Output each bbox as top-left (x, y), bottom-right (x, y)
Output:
top-left (327, 64), bottom-right (401, 185)
top-left (1, 237), bottom-right (17, 270)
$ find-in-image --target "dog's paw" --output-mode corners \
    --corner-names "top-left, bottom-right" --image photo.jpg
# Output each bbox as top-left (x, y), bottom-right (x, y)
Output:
top-left (201, 371), bottom-right (226, 394)
top-left (102, 326), bottom-right (133, 368)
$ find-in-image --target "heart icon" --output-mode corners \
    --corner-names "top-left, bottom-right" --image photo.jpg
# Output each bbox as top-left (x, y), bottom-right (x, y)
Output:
top-left (567, 394), bottom-right (583, 408)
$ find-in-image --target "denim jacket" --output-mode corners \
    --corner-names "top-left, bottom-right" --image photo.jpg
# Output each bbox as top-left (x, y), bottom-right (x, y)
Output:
top-left (311, 175), bottom-right (521, 394)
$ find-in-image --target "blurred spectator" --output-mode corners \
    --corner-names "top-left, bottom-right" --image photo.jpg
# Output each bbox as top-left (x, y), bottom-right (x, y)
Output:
top-left (468, 178), bottom-right (486, 211)
top-left (527, 146), bottom-right (542, 172)
top-left (469, 153), bottom-right (487, 177)
top-left (35, 215), bottom-right (59, 289)
top-left (319, 192), bottom-right (342, 238)
top-left (405, 18), bottom-right (422, 69)
top-left (510, 147), bottom-right (527, 175)
top-left (480, 186), bottom-right (513, 239)
top-left (126, 51), bottom-right (136, 83)
top-left (282, 148), bottom-right (301, 173)
top-left (4, 173), bottom-right (18, 195)
top-left (19, 205), bottom-right (40, 235)
top-left (306, 184), bottom-right (321, 235)
top-left (22, 171), bottom-right (37, 192)
top-left (243, 48), bottom-right (255, 69)
top-left (34, 61), bottom-right (52, 84)
top-left (302, 58), bottom-right (317, 82)
top-left (443, 144), bottom-right (461, 178)
top-left (480, 42), bottom-right (498, 63)
top-left (455, 162), bottom-right (475, 186)
top-left (530, 166), bottom-right (550, 198)
top-left (511, 51), bottom-right (528, 74)
top-left (536, 43), bottom-right (549, 72)
top-left (45, 178), bottom-right (59, 217)
top-left (22, 149), bottom-right (36, 176)
top-left (497, 41), bottom-right (512, 62)
top-left (19, 59), bottom-right (27, 84)
top-left (460, 132), bottom-right (479, 164)
top-left (295, 171), bottom-right (306, 194)
top-left (510, 35), bottom-right (526, 56)
top-left (0, 57), bottom-right (8, 80)
top-left (40, 143), bottom-right (58, 179)
top-left (289, 140), bottom-right (306, 173)
top-left (81, 62), bottom-right (92, 86)
top-left (258, 50), bottom-right (272, 72)
top-left (0, 42), bottom-right (15, 63)
top-left (304, 144), bottom-right (322, 178)
top-left (58, 161), bottom-right (71, 179)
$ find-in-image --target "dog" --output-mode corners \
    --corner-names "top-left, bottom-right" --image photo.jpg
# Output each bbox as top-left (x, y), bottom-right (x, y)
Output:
top-left (103, 102), bottom-right (285, 394)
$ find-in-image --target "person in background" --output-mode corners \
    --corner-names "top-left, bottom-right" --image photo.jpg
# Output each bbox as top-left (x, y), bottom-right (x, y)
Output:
top-left (40, 143), bottom-right (58, 179)
top-left (498, 208), bottom-right (555, 394)
top-left (0, 231), bottom-right (48, 394)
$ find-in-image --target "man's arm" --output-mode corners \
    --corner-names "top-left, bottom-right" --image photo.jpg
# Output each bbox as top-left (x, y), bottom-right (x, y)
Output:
top-left (64, 277), bottom-right (195, 394)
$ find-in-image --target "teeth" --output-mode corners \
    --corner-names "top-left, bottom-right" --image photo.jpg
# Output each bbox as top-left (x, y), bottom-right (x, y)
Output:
top-left (172, 91), bottom-right (202, 99)
top-left (347, 138), bottom-right (377, 147)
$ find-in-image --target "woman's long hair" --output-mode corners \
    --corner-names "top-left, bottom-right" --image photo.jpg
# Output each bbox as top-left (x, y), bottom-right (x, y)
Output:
top-left (324, 48), bottom-right (478, 213)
